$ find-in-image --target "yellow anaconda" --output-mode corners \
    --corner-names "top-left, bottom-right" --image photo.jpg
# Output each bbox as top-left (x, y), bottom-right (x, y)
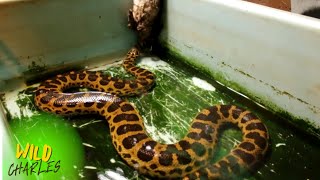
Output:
top-left (34, 47), bottom-right (269, 179)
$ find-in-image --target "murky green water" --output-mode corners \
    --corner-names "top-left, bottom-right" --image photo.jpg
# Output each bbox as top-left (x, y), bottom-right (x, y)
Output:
top-left (2, 54), bottom-right (320, 180)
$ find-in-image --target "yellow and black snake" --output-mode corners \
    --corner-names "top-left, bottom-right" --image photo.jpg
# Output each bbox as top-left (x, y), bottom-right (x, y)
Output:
top-left (34, 47), bottom-right (269, 179)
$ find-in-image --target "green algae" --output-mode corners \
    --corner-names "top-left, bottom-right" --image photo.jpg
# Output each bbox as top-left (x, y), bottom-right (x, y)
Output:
top-left (26, 61), bottom-right (47, 74)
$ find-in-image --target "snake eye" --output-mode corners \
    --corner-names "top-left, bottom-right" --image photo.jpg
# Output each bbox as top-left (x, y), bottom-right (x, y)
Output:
top-left (38, 89), bottom-right (47, 94)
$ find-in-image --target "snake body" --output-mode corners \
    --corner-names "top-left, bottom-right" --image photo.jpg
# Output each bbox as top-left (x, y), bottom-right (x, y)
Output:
top-left (34, 47), bottom-right (269, 179)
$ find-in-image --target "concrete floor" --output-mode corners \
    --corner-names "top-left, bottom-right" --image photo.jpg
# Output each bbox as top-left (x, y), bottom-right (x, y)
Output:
top-left (246, 0), bottom-right (320, 17)
top-left (245, 0), bottom-right (291, 11)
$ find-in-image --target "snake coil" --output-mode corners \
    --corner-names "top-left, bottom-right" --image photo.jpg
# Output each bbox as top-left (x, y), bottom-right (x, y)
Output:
top-left (34, 47), bottom-right (269, 179)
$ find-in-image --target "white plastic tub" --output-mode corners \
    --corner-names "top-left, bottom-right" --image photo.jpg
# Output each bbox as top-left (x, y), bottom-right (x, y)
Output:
top-left (159, 0), bottom-right (320, 136)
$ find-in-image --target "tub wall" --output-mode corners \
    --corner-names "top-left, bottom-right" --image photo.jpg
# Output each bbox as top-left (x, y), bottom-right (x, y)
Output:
top-left (160, 0), bottom-right (320, 135)
top-left (0, 0), bottom-right (135, 84)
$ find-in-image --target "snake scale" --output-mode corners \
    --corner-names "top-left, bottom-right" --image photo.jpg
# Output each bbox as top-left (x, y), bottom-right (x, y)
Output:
top-left (34, 47), bottom-right (269, 179)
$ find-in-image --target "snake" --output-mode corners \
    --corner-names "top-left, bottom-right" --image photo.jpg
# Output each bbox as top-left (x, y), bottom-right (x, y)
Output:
top-left (34, 46), bottom-right (269, 179)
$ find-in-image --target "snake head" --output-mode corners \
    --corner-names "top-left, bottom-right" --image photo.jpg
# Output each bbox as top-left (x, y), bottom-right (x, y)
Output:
top-left (128, 47), bottom-right (140, 57)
